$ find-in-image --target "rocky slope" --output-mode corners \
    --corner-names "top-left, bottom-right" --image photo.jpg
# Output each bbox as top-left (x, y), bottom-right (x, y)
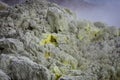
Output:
top-left (0, 0), bottom-right (120, 80)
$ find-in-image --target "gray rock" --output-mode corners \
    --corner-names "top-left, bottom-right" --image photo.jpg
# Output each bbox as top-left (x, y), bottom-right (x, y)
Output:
top-left (0, 0), bottom-right (120, 80)
top-left (0, 1), bottom-right (9, 10)
top-left (0, 54), bottom-right (52, 80)
top-left (0, 38), bottom-right (24, 53)
top-left (0, 69), bottom-right (10, 80)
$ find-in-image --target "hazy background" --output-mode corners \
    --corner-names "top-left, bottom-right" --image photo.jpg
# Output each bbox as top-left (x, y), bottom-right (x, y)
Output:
top-left (0, 0), bottom-right (24, 5)
top-left (49, 0), bottom-right (120, 27)
top-left (0, 0), bottom-right (120, 27)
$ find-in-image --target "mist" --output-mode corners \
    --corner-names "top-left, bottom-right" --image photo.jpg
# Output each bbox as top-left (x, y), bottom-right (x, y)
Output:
top-left (0, 0), bottom-right (120, 27)
top-left (0, 0), bottom-right (25, 5)
top-left (49, 0), bottom-right (120, 27)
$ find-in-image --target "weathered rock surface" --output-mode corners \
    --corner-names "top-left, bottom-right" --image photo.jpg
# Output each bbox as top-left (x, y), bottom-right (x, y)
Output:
top-left (0, 0), bottom-right (120, 80)
top-left (0, 69), bottom-right (10, 80)
top-left (0, 54), bottom-right (52, 80)
top-left (0, 1), bottom-right (9, 10)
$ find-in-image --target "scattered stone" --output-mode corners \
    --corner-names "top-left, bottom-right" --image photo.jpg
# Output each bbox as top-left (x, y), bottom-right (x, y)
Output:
top-left (0, 0), bottom-right (120, 80)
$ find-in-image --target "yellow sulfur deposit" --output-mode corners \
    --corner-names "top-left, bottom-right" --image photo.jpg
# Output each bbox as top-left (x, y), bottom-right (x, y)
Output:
top-left (40, 34), bottom-right (58, 46)
top-left (44, 52), bottom-right (53, 59)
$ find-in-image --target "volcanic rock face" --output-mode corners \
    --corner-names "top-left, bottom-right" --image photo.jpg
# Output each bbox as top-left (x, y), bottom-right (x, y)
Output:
top-left (0, 0), bottom-right (120, 80)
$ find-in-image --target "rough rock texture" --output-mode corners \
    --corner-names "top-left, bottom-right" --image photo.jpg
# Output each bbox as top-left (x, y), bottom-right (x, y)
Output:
top-left (0, 0), bottom-right (120, 80)
top-left (0, 1), bottom-right (9, 10)
top-left (0, 69), bottom-right (10, 80)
